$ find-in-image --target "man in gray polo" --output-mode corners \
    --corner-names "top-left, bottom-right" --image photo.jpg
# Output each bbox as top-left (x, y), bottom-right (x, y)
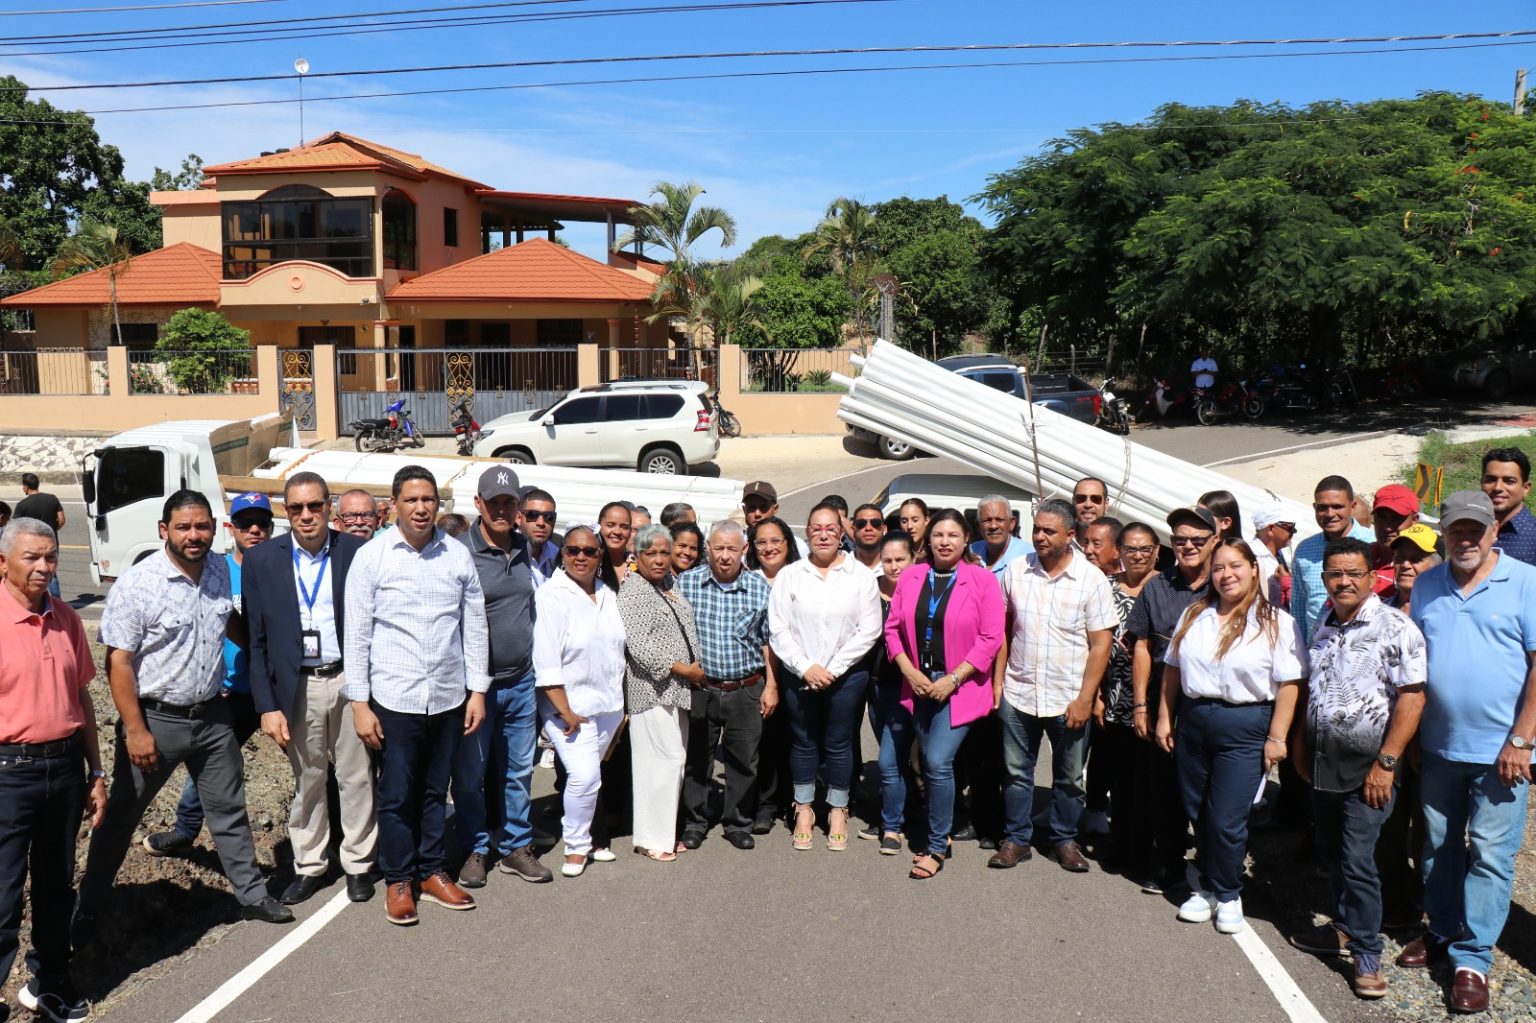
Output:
top-left (75, 490), bottom-right (292, 945)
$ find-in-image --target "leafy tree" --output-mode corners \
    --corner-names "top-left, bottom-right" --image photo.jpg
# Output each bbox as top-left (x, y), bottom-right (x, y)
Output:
top-left (150, 154), bottom-right (204, 192)
top-left (884, 229), bottom-right (991, 357)
top-left (696, 264), bottom-right (763, 347)
top-left (804, 197), bottom-right (878, 345)
top-left (737, 271), bottom-right (849, 388)
top-left (156, 308), bottom-right (251, 393)
top-left (618, 181), bottom-right (738, 361)
top-left (53, 221), bottom-right (134, 346)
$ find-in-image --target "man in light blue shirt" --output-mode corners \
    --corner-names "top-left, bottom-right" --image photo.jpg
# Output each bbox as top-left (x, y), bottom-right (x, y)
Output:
top-left (971, 495), bottom-right (1030, 580)
top-left (1402, 490), bottom-right (1536, 1012)
top-left (1291, 475), bottom-right (1376, 644)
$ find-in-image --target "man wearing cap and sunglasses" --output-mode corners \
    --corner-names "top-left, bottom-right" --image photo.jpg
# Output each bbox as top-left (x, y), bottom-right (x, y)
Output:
top-left (241, 474), bottom-right (378, 906)
top-left (1251, 502), bottom-right (1296, 609)
top-left (1399, 491), bottom-right (1536, 1014)
top-left (742, 481), bottom-right (808, 558)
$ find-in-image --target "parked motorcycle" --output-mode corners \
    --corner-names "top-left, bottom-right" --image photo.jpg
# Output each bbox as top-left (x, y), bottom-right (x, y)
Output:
top-left (711, 391), bottom-right (742, 438)
top-left (351, 398), bottom-right (425, 453)
top-left (1096, 377), bottom-right (1132, 434)
top-left (449, 398), bottom-right (482, 456)
top-left (1196, 380), bottom-right (1264, 426)
top-left (1140, 379), bottom-right (1197, 420)
top-left (1251, 363), bottom-right (1325, 416)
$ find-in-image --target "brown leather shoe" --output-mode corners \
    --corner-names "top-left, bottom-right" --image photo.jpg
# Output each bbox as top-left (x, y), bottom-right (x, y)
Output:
top-left (1396, 931), bottom-right (1451, 969)
top-left (1047, 840), bottom-right (1091, 873)
top-left (987, 839), bottom-right (1032, 869)
top-left (1353, 969), bottom-right (1388, 999)
top-left (418, 871), bottom-right (476, 911)
top-left (385, 881), bottom-right (417, 926)
top-left (1451, 969), bottom-right (1489, 1014)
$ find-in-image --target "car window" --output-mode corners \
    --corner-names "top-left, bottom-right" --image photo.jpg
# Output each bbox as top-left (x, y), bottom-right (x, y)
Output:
top-left (976, 371), bottom-right (1017, 393)
top-left (604, 394), bottom-right (645, 421)
top-left (642, 394), bottom-right (685, 420)
top-left (552, 396), bottom-right (603, 425)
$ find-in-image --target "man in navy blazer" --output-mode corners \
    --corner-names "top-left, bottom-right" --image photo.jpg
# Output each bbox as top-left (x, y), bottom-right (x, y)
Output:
top-left (244, 471), bottom-right (378, 905)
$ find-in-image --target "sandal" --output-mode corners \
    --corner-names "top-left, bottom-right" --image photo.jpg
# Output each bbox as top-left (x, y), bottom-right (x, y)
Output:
top-left (909, 853), bottom-right (944, 880)
top-left (827, 807), bottom-right (850, 852)
top-left (792, 802), bottom-right (815, 851)
top-left (633, 846), bottom-right (677, 862)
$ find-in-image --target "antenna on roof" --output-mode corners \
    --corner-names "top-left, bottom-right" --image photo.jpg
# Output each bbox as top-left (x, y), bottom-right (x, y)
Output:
top-left (293, 57), bottom-right (310, 147)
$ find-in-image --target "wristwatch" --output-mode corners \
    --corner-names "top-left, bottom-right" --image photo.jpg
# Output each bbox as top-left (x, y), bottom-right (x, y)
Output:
top-left (1376, 753), bottom-right (1399, 770)
top-left (88, 768), bottom-right (106, 781)
top-left (1510, 735), bottom-right (1534, 751)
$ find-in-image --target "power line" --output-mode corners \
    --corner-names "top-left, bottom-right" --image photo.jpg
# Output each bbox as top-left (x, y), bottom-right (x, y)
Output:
top-left (9, 29), bottom-right (1536, 93)
top-left (1, 0), bottom-right (283, 14)
top-left (10, 38), bottom-right (1532, 114)
top-left (0, 0), bottom-right (895, 57)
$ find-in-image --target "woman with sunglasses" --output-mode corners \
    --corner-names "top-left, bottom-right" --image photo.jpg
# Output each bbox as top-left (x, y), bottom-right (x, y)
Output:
top-left (669, 522), bottom-right (704, 576)
top-left (746, 516), bottom-right (802, 832)
top-left (768, 503), bottom-right (881, 851)
top-left (1156, 538), bottom-right (1304, 933)
top-left (885, 511), bottom-right (1004, 878)
top-left (534, 526), bottom-right (627, 877)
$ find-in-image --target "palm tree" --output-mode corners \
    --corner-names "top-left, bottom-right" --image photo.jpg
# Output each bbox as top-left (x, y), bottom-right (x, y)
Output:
top-left (54, 221), bottom-right (133, 346)
top-left (803, 197), bottom-right (878, 347)
top-left (697, 264), bottom-right (762, 349)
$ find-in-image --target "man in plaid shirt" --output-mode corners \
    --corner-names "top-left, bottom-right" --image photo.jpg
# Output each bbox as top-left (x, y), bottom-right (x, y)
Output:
top-left (677, 520), bottom-right (778, 851)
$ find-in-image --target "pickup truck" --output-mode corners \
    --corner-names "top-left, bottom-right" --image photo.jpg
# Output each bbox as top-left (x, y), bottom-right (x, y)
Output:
top-left (850, 354), bottom-right (1101, 460)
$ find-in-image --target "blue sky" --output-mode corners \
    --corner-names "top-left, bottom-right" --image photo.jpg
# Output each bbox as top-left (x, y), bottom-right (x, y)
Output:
top-left (5, 0), bottom-right (1533, 259)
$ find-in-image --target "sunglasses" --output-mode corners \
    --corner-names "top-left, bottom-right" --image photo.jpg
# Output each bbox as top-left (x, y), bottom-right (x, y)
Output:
top-left (232, 517), bottom-right (272, 532)
top-left (1171, 534), bottom-right (1214, 547)
top-left (564, 545), bottom-right (601, 558)
top-left (853, 517), bottom-right (884, 529)
top-left (289, 500), bottom-right (328, 515)
top-left (1073, 493), bottom-right (1105, 504)
top-left (523, 510), bottom-right (557, 522)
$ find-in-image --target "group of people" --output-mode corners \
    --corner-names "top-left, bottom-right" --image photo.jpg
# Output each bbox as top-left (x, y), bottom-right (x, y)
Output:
top-left (2, 447), bottom-right (1534, 1020)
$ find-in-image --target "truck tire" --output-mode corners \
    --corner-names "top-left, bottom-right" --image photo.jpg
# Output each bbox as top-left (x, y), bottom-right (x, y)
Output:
top-left (879, 435), bottom-right (916, 460)
top-left (639, 445), bottom-right (687, 475)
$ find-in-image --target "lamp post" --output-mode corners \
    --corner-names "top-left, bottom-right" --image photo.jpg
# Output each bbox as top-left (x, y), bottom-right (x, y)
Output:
top-left (294, 57), bottom-right (310, 145)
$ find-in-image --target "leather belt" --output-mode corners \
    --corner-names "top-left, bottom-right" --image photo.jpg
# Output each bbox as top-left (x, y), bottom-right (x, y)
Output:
top-left (140, 696), bottom-right (220, 719)
top-left (304, 660), bottom-right (345, 678)
top-left (703, 670), bottom-right (763, 693)
top-left (0, 735), bottom-right (80, 758)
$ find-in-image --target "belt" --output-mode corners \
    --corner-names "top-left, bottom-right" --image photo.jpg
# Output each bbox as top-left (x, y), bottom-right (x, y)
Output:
top-left (703, 670), bottom-right (763, 693)
top-left (304, 660), bottom-right (345, 678)
top-left (0, 735), bottom-right (80, 758)
top-left (140, 696), bottom-right (220, 719)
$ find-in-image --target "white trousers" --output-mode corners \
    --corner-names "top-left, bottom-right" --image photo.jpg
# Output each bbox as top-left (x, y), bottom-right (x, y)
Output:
top-left (629, 705), bottom-right (688, 853)
top-left (543, 710), bottom-right (623, 857)
top-left (286, 670), bottom-right (378, 876)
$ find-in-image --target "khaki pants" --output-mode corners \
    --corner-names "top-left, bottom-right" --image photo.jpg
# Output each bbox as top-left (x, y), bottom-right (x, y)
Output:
top-left (287, 670), bottom-right (377, 877)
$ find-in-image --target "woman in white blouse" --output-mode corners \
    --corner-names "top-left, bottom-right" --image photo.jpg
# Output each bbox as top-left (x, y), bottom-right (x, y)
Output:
top-left (1155, 535), bottom-right (1304, 935)
top-left (768, 503), bottom-right (881, 851)
top-left (535, 525), bottom-right (628, 878)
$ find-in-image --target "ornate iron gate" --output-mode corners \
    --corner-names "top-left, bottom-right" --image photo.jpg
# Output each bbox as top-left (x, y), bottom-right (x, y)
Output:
top-left (280, 349), bottom-right (317, 431)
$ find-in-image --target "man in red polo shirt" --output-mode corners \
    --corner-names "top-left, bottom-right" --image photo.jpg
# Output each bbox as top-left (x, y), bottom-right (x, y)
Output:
top-left (0, 517), bottom-right (106, 1023)
top-left (1370, 485), bottom-right (1421, 595)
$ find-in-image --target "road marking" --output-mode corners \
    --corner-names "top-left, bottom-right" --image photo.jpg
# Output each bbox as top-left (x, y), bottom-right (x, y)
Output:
top-left (170, 889), bottom-right (351, 1023)
top-left (1232, 925), bottom-right (1329, 1023)
top-left (778, 460), bottom-right (911, 501)
top-left (1202, 431), bottom-right (1392, 468)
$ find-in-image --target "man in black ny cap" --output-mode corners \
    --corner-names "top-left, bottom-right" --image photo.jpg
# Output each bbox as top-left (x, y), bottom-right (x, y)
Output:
top-left (450, 466), bottom-right (552, 886)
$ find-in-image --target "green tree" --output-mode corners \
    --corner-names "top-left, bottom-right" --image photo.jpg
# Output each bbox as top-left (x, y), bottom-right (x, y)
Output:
top-left (156, 308), bottom-right (251, 394)
top-left (617, 181), bottom-right (738, 359)
top-left (53, 221), bottom-right (134, 346)
top-left (150, 154), bottom-right (205, 192)
top-left (736, 271), bottom-right (850, 389)
top-left (696, 264), bottom-right (763, 348)
top-left (804, 197), bottom-right (878, 345)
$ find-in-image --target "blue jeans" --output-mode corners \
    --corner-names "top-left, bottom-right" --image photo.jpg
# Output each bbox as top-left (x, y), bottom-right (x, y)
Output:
top-left (1175, 699), bottom-right (1269, 901)
top-left (1000, 702), bottom-right (1089, 848)
top-left (876, 682), bottom-right (915, 834)
top-left (913, 699), bottom-right (971, 855)
top-left (451, 674), bottom-right (538, 857)
top-left (1420, 753), bottom-right (1531, 975)
top-left (1313, 785), bottom-right (1394, 959)
top-left (780, 668), bottom-right (869, 808)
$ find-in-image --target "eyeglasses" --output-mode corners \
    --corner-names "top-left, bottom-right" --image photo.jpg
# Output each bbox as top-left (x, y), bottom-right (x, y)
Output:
top-left (807, 525), bottom-right (841, 535)
top-left (852, 517), bottom-right (884, 529)
top-left (232, 517), bottom-right (271, 532)
top-left (523, 510), bottom-right (556, 522)
top-left (289, 500), bottom-right (328, 515)
top-left (337, 512), bottom-right (376, 523)
top-left (1122, 544), bottom-right (1157, 556)
top-left (1322, 569), bottom-right (1370, 581)
top-left (1170, 533), bottom-right (1213, 547)
top-left (564, 545), bottom-right (600, 558)
top-left (1073, 493), bottom-right (1106, 504)
top-left (754, 539), bottom-right (786, 550)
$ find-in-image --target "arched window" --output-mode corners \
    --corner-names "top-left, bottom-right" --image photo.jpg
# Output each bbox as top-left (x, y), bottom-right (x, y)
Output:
top-left (382, 189), bottom-right (417, 271)
top-left (221, 183), bottom-right (373, 279)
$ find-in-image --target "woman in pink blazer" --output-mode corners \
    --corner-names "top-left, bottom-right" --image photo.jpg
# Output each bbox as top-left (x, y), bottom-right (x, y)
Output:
top-left (884, 509), bottom-right (1006, 879)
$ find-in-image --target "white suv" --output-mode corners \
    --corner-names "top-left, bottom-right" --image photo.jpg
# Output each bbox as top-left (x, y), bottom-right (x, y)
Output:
top-left (472, 380), bottom-right (720, 474)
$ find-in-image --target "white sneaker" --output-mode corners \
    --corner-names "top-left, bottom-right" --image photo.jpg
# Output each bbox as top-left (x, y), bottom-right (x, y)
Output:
top-left (561, 858), bottom-right (586, 878)
top-left (1082, 810), bottom-right (1110, 836)
top-left (538, 748), bottom-right (555, 770)
top-left (1177, 890), bottom-right (1216, 923)
top-left (1215, 897), bottom-right (1246, 934)
top-left (590, 848), bottom-right (616, 863)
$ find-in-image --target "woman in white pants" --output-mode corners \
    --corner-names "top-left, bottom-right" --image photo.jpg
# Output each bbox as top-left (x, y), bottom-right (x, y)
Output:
top-left (619, 525), bottom-right (704, 862)
top-left (534, 526), bottom-right (627, 878)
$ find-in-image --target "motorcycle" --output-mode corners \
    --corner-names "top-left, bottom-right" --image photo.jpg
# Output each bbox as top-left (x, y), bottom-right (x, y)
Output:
top-left (1140, 379), bottom-right (1197, 420)
top-left (351, 398), bottom-right (425, 453)
top-left (1096, 377), bottom-right (1132, 434)
top-left (1251, 363), bottom-right (1325, 416)
top-left (1196, 379), bottom-right (1265, 426)
top-left (711, 391), bottom-right (741, 438)
top-left (449, 398), bottom-right (482, 457)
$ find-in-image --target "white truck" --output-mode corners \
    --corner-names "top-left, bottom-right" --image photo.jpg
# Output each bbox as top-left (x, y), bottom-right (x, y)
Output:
top-left (83, 415), bottom-right (746, 584)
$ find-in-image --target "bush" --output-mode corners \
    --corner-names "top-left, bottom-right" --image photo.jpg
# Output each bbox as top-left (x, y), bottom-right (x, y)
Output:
top-left (157, 308), bottom-right (251, 393)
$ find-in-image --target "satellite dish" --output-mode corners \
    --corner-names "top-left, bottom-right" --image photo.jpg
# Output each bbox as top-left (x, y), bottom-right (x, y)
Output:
top-left (294, 57), bottom-right (310, 75)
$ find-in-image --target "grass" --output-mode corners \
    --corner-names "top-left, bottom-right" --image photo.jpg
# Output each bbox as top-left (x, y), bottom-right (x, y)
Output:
top-left (1407, 430), bottom-right (1536, 511)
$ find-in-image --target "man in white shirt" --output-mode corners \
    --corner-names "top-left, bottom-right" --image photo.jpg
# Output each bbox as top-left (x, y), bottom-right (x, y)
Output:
top-left (989, 498), bottom-right (1116, 874)
top-left (1251, 501), bottom-right (1295, 608)
top-left (344, 465), bottom-right (489, 926)
top-left (1191, 349), bottom-right (1218, 390)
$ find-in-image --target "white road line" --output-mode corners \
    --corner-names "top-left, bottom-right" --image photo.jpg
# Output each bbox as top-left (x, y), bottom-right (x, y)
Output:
top-left (1232, 925), bottom-right (1330, 1023)
top-left (171, 890), bottom-right (351, 1023)
top-left (1201, 431), bottom-right (1392, 468)
top-left (777, 460), bottom-right (901, 501)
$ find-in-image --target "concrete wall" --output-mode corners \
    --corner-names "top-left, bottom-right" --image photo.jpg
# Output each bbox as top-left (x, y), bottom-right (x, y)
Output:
top-left (716, 345), bottom-right (844, 435)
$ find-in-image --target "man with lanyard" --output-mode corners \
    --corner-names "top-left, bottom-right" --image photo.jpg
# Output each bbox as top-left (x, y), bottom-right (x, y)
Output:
top-left (243, 473), bottom-right (377, 906)
top-left (678, 520), bottom-right (778, 850)
top-left (0, 518), bottom-right (106, 1023)
top-left (1481, 446), bottom-right (1536, 566)
top-left (451, 469), bottom-right (553, 887)
top-left (1122, 505), bottom-right (1218, 896)
top-left (143, 492), bottom-right (272, 859)
top-left (76, 491), bottom-right (293, 946)
top-left (518, 487), bottom-right (562, 579)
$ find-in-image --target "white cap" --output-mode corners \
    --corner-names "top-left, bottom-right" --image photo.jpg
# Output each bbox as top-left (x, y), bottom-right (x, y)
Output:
top-left (1252, 501), bottom-right (1289, 530)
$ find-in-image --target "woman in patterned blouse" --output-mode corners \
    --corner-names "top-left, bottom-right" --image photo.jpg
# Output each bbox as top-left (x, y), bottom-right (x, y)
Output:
top-left (619, 524), bottom-right (704, 862)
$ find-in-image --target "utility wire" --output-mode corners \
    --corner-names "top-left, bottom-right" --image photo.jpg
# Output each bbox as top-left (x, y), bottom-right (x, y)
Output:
top-left (9, 29), bottom-right (1535, 93)
top-left (9, 38), bottom-right (1531, 114)
top-left (2, 0), bottom-right (282, 13)
top-left (0, 0), bottom-right (896, 57)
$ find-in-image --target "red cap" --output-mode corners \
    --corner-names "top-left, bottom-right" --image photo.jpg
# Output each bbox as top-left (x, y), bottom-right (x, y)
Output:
top-left (1373, 484), bottom-right (1420, 517)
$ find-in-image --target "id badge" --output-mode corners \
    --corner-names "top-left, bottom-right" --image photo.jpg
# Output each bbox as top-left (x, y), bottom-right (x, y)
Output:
top-left (301, 629), bottom-right (321, 660)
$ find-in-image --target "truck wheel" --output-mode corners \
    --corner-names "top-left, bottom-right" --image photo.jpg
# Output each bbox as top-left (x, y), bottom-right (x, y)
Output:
top-left (639, 445), bottom-right (687, 475)
top-left (879, 435), bottom-right (916, 460)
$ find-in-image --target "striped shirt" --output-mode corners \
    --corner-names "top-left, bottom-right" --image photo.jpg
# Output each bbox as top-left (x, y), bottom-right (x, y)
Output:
top-left (343, 528), bottom-right (490, 715)
top-left (677, 564), bottom-right (770, 681)
top-left (1000, 549), bottom-right (1117, 717)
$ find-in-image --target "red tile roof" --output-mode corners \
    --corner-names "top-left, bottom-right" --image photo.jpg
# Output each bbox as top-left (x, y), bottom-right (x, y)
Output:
top-left (203, 131), bottom-right (489, 189)
top-left (388, 238), bottom-right (657, 304)
top-left (0, 243), bottom-right (221, 308)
